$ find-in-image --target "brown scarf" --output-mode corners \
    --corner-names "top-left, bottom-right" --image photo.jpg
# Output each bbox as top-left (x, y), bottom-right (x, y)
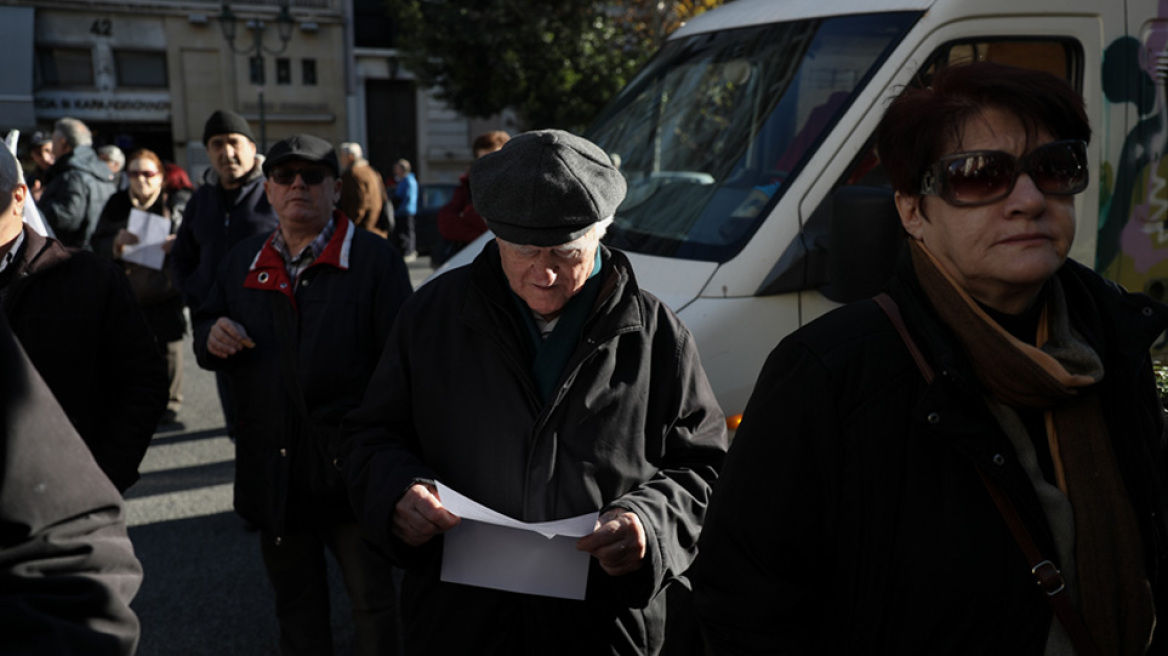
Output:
top-left (910, 239), bottom-right (1155, 654)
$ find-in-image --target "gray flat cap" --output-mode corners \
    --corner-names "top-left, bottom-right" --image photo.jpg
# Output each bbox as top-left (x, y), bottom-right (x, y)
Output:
top-left (470, 129), bottom-right (626, 246)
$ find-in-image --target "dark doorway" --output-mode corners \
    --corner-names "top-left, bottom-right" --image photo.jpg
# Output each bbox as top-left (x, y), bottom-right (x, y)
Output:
top-left (364, 78), bottom-right (416, 181)
top-left (86, 121), bottom-right (175, 163)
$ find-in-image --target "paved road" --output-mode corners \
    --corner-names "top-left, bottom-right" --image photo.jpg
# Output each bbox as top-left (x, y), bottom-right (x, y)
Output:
top-left (126, 259), bottom-right (433, 655)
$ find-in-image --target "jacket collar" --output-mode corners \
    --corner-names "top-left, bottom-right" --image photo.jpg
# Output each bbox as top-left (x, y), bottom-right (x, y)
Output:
top-left (14, 226), bottom-right (68, 277)
top-left (49, 146), bottom-right (115, 183)
top-left (243, 211), bottom-right (354, 304)
top-left (466, 240), bottom-right (644, 344)
top-left (203, 154), bottom-right (266, 189)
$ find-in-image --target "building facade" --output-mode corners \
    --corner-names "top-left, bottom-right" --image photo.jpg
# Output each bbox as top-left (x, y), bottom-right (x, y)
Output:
top-left (0, 0), bottom-right (510, 185)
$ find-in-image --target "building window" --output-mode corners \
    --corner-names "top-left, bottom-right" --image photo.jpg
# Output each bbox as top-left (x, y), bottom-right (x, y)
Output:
top-left (302, 59), bottom-right (317, 86)
top-left (249, 56), bottom-right (265, 85)
top-left (114, 50), bottom-right (168, 88)
top-left (35, 47), bottom-right (94, 88)
top-left (276, 58), bottom-right (291, 85)
top-left (354, 0), bottom-right (396, 49)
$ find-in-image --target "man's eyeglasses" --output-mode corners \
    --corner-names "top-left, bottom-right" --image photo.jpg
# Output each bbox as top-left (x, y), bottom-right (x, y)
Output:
top-left (127, 170), bottom-right (159, 179)
top-left (269, 167), bottom-right (331, 186)
top-left (919, 139), bottom-right (1088, 207)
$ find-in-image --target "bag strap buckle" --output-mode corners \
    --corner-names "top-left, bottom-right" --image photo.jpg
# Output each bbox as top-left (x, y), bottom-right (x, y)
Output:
top-left (1031, 560), bottom-right (1066, 596)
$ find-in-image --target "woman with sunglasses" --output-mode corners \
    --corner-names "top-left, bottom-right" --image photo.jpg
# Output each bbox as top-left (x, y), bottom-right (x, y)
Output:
top-left (92, 148), bottom-right (186, 426)
top-left (693, 61), bottom-right (1168, 654)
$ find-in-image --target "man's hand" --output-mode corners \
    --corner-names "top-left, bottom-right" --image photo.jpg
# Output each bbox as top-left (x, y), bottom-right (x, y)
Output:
top-left (576, 508), bottom-right (647, 576)
top-left (206, 317), bottom-right (255, 359)
top-left (392, 483), bottom-right (460, 547)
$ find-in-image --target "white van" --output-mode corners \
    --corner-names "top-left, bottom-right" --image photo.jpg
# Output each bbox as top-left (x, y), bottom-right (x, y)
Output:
top-left (435, 0), bottom-right (1168, 427)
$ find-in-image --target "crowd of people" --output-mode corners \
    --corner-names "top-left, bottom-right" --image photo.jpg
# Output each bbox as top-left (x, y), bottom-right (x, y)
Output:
top-left (4, 61), bottom-right (1168, 656)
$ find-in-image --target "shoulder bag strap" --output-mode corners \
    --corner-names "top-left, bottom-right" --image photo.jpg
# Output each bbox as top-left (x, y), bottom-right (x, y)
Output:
top-left (872, 292), bottom-right (1101, 656)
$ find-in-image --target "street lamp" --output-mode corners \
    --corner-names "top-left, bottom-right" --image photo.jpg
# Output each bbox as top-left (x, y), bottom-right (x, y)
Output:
top-left (217, 2), bottom-right (295, 152)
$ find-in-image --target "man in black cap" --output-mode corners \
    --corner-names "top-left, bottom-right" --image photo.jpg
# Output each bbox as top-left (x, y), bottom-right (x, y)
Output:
top-left (171, 109), bottom-right (278, 438)
top-left (193, 133), bottom-right (411, 656)
top-left (341, 129), bottom-right (728, 655)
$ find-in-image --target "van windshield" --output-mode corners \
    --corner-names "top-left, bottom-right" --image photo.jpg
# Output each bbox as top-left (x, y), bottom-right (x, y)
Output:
top-left (589, 12), bottom-right (919, 262)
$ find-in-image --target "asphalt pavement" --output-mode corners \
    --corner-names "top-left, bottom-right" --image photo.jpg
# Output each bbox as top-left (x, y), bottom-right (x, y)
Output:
top-left (126, 258), bottom-right (433, 655)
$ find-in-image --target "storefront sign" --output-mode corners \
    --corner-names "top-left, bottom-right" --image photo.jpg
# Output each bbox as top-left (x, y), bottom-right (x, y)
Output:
top-left (34, 91), bottom-right (170, 122)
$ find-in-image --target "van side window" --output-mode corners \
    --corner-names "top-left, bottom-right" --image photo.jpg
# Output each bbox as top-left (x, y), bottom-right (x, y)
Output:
top-left (840, 39), bottom-right (1082, 191)
top-left (766, 39), bottom-right (1085, 298)
top-left (588, 12), bottom-right (921, 263)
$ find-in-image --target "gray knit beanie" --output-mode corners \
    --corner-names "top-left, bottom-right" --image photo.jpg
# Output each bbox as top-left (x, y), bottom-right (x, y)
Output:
top-left (470, 130), bottom-right (626, 246)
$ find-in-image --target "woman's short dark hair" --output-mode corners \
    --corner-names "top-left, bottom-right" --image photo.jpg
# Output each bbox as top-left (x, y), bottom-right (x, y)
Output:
top-left (875, 61), bottom-right (1091, 195)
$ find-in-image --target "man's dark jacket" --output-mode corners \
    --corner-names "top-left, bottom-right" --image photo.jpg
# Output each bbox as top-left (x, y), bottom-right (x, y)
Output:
top-left (341, 241), bottom-right (728, 655)
top-left (38, 145), bottom-right (117, 250)
top-left (0, 308), bottom-right (142, 655)
top-left (692, 253), bottom-right (1168, 655)
top-left (170, 167), bottom-right (277, 312)
top-left (1, 228), bottom-right (167, 492)
top-left (193, 214), bottom-right (411, 536)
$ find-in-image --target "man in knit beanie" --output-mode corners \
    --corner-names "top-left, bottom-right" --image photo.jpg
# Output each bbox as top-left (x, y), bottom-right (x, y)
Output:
top-left (170, 109), bottom-right (277, 430)
top-left (342, 129), bottom-right (728, 655)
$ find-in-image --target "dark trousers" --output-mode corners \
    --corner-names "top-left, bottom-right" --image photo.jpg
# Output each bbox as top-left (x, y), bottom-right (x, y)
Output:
top-left (259, 523), bottom-right (398, 656)
top-left (215, 369), bottom-right (235, 436)
top-left (393, 213), bottom-right (416, 256)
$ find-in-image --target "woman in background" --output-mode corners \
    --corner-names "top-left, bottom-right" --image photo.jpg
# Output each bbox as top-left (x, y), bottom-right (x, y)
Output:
top-left (93, 149), bottom-right (186, 426)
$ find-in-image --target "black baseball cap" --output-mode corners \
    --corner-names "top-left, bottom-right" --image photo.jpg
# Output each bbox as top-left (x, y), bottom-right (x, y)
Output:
top-left (262, 134), bottom-right (340, 178)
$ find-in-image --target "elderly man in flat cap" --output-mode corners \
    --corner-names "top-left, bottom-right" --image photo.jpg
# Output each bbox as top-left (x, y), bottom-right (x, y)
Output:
top-left (341, 129), bottom-right (728, 655)
top-left (193, 134), bottom-right (412, 656)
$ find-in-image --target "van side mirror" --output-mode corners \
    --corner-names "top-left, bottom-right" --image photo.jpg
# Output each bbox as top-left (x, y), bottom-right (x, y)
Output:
top-left (822, 185), bottom-right (903, 303)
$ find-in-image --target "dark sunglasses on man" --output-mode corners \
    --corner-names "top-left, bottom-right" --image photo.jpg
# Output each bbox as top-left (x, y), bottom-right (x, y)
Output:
top-left (269, 166), bottom-right (332, 186)
top-left (919, 139), bottom-right (1088, 207)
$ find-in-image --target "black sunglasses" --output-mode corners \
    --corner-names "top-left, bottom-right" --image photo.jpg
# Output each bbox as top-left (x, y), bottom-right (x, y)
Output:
top-left (919, 139), bottom-right (1088, 207)
top-left (269, 167), bottom-right (331, 186)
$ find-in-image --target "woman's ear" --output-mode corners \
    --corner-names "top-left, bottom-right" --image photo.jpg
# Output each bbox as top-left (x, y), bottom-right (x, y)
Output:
top-left (895, 191), bottom-right (925, 240)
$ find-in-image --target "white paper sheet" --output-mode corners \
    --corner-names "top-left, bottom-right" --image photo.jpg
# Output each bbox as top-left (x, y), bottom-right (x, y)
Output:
top-left (121, 209), bottom-right (171, 271)
top-left (436, 481), bottom-right (598, 600)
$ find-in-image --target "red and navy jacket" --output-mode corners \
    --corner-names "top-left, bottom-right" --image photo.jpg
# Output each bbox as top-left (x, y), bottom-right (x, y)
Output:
top-left (192, 212), bottom-right (412, 535)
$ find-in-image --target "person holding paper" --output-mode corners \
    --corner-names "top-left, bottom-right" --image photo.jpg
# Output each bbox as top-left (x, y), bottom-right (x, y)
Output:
top-left (341, 129), bottom-right (728, 655)
top-left (193, 134), bottom-right (412, 656)
top-left (0, 129), bottom-right (167, 493)
top-left (92, 148), bottom-right (187, 426)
